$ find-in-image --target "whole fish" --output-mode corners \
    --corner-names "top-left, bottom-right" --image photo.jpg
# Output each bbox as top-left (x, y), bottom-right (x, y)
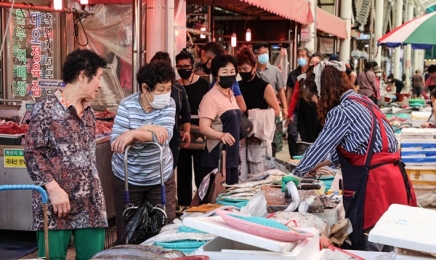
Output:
top-left (223, 179), bottom-right (271, 188)
top-left (91, 245), bottom-right (185, 259)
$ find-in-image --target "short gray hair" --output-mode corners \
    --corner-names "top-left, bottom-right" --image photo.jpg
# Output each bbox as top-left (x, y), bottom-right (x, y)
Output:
top-left (297, 46), bottom-right (311, 57)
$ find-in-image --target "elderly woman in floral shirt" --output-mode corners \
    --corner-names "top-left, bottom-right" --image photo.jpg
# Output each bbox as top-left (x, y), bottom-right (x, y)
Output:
top-left (24, 49), bottom-right (108, 260)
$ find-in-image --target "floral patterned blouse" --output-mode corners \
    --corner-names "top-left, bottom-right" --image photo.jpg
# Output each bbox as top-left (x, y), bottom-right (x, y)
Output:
top-left (24, 90), bottom-right (107, 230)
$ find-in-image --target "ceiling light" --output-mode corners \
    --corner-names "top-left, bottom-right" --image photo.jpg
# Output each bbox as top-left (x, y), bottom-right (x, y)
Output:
top-left (245, 28), bottom-right (251, 42)
top-left (231, 32), bottom-right (237, 47)
top-left (54, 0), bottom-right (63, 10)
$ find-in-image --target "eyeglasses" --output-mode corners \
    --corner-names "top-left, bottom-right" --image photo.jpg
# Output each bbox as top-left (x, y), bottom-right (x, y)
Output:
top-left (176, 65), bottom-right (193, 70)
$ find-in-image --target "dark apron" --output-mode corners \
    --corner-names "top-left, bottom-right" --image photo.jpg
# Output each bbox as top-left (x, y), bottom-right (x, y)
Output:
top-left (337, 96), bottom-right (414, 250)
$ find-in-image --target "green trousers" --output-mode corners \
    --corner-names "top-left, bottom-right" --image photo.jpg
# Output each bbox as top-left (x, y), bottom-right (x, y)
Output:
top-left (36, 228), bottom-right (105, 260)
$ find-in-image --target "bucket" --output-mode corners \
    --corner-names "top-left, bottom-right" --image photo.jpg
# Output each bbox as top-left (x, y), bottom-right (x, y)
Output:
top-left (396, 93), bottom-right (405, 102)
top-left (319, 176), bottom-right (335, 192)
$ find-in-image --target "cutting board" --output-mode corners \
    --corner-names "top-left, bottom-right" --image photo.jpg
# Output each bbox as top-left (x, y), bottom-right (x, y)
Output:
top-left (261, 185), bottom-right (324, 213)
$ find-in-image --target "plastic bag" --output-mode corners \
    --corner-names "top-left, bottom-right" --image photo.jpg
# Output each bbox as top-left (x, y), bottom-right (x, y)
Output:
top-left (240, 191), bottom-right (268, 217)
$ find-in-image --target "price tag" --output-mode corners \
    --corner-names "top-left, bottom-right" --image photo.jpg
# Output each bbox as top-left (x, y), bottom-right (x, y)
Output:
top-left (4, 149), bottom-right (26, 168)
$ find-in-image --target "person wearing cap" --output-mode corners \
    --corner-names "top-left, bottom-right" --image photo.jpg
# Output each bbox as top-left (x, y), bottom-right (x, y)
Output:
top-left (253, 42), bottom-right (287, 119)
top-left (329, 54), bottom-right (339, 61)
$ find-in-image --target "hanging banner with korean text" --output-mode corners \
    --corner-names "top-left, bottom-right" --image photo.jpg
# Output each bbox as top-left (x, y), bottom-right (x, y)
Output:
top-left (319, 37), bottom-right (335, 54)
top-left (11, 9), bottom-right (55, 98)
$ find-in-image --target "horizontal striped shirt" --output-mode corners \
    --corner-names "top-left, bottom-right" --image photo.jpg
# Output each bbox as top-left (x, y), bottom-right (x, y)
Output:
top-left (294, 90), bottom-right (398, 176)
top-left (111, 92), bottom-right (175, 186)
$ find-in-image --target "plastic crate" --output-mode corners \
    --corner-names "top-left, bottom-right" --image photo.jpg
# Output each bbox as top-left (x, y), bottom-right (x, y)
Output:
top-left (405, 165), bottom-right (436, 189)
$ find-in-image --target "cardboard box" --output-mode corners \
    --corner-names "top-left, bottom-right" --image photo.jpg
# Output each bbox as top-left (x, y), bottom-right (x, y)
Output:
top-left (405, 164), bottom-right (436, 189)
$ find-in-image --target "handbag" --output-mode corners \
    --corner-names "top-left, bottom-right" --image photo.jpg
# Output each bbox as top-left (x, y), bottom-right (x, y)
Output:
top-left (190, 143), bottom-right (226, 206)
top-left (180, 125), bottom-right (206, 150)
top-left (240, 114), bottom-right (253, 139)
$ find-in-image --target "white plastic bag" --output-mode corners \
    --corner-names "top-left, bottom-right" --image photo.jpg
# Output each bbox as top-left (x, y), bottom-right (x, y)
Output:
top-left (240, 191), bottom-right (268, 217)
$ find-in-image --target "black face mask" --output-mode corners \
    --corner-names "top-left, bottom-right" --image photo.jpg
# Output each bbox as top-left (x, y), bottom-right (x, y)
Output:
top-left (177, 69), bottom-right (193, 80)
top-left (202, 58), bottom-right (211, 74)
top-left (308, 65), bottom-right (314, 71)
top-left (218, 75), bottom-right (236, 89)
top-left (240, 71), bottom-right (254, 82)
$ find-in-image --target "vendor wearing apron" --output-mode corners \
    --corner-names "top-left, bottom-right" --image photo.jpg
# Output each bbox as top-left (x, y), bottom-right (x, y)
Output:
top-left (293, 61), bottom-right (417, 251)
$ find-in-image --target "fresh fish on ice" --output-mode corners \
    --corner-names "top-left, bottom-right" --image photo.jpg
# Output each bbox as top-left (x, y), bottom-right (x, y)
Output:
top-left (91, 245), bottom-right (185, 259)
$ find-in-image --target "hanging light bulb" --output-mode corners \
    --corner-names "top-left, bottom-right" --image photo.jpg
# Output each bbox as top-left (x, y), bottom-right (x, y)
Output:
top-left (231, 32), bottom-right (237, 47)
top-left (80, 0), bottom-right (88, 4)
top-left (53, 0), bottom-right (63, 10)
top-left (245, 28), bottom-right (251, 42)
top-left (200, 23), bottom-right (206, 39)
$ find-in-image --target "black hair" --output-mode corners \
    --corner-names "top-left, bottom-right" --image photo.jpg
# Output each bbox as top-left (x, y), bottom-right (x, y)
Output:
top-left (150, 51), bottom-right (172, 66)
top-left (364, 61), bottom-right (373, 71)
top-left (429, 64), bottom-right (436, 74)
top-left (431, 89), bottom-right (436, 99)
top-left (310, 52), bottom-right (325, 61)
top-left (62, 49), bottom-right (107, 83)
top-left (203, 42), bottom-right (225, 56)
top-left (371, 61), bottom-right (378, 68)
top-left (136, 62), bottom-right (175, 92)
top-left (211, 54), bottom-right (238, 78)
top-left (175, 49), bottom-right (194, 65)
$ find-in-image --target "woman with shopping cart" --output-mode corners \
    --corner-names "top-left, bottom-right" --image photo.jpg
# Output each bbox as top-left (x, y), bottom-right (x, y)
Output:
top-left (24, 49), bottom-right (108, 259)
top-left (110, 62), bottom-right (177, 237)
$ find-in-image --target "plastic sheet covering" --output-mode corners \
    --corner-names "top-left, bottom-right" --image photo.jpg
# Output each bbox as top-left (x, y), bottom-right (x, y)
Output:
top-left (79, 4), bottom-right (133, 100)
top-left (273, 48), bottom-right (289, 84)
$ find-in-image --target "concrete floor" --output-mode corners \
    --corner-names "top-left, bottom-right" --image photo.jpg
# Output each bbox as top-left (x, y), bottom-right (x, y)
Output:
top-left (19, 141), bottom-right (291, 259)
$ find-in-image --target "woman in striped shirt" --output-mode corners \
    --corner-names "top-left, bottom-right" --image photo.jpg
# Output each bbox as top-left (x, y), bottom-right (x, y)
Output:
top-left (294, 61), bottom-right (417, 251)
top-left (111, 62), bottom-right (177, 235)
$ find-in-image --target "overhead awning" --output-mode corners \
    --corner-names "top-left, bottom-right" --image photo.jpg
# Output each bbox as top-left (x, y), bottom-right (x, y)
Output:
top-left (187, 0), bottom-right (314, 25)
top-left (88, 0), bottom-right (130, 3)
top-left (316, 7), bottom-right (348, 39)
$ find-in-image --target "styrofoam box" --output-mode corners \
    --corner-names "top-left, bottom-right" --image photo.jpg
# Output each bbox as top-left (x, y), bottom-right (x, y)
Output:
top-left (405, 164), bottom-right (436, 189)
top-left (401, 128), bottom-right (436, 136)
top-left (316, 249), bottom-right (387, 259)
top-left (369, 204), bottom-right (436, 255)
top-left (194, 231), bottom-right (320, 260)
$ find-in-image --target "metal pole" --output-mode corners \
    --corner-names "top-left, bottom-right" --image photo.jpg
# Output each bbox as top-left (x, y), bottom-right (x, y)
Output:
top-left (0, 2), bottom-right (94, 15)
top-left (132, 0), bottom-right (141, 93)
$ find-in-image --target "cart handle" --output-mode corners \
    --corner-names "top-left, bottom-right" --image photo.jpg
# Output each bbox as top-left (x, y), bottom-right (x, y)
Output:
top-left (0, 184), bottom-right (49, 259)
top-left (0, 184), bottom-right (48, 204)
top-left (123, 143), bottom-right (166, 210)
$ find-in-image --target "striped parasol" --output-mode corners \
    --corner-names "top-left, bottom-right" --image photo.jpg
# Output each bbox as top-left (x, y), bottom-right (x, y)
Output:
top-left (378, 11), bottom-right (436, 49)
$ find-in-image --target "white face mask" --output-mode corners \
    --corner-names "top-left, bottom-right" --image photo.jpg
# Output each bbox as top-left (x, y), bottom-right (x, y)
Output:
top-left (146, 90), bottom-right (171, 109)
top-left (376, 73), bottom-right (382, 77)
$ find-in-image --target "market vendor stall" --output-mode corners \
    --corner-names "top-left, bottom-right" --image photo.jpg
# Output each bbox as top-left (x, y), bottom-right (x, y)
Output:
top-left (0, 117), bottom-right (116, 231)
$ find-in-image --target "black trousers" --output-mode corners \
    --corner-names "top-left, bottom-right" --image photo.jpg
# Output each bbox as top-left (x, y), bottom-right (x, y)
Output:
top-left (177, 148), bottom-right (204, 206)
top-left (169, 139), bottom-right (181, 170)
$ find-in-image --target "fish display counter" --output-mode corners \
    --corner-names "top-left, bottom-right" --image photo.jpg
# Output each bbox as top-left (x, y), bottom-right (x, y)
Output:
top-left (0, 137), bottom-right (116, 231)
